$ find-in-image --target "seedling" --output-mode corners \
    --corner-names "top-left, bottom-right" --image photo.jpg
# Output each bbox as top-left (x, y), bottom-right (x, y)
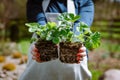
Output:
top-left (25, 13), bottom-right (101, 63)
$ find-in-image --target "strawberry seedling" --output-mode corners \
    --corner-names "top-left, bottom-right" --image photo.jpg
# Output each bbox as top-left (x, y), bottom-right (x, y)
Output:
top-left (25, 13), bottom-right (101, 63)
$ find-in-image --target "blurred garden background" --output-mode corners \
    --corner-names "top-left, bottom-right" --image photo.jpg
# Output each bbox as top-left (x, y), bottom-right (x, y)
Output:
top-left (0, 0), bottom-right (120, 80)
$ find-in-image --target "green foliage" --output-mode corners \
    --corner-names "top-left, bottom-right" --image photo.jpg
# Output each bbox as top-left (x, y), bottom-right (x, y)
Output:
top-left (57, 13), bottom-right (80, 23)
top-left (91, 69), bottom-right (103, 80)
top-left (25, 22), bottom-right (60, 44)
top-left (18, 39), bottom-right (30, 55)
top-left (25, 13), bottom-right (101, 50)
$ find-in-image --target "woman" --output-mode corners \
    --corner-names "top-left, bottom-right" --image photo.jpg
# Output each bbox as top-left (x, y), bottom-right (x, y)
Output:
top-left (19, 0), bottom-right (94, 80)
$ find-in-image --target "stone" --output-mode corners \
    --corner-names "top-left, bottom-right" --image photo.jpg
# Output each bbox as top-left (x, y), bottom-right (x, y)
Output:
top-left (99, 69), bottom-right (120, 80)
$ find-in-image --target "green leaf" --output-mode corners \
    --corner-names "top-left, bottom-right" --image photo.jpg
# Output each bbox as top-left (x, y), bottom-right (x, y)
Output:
top-left (36, 31), bottom-right (41, 36)
top-left (57, 13), bottom-right (80, 23)
top-left (77, 34), bottom-right (85, 42)
top-left (46, 36), bottom-right (52, 41)
top-left (84, 38), bottom-right (94, 50)
top-left (52, 37), bottom-right (60, 44)
top-left (28, 28), bottom-right (36, 32)
top-left (30, 38), bottom-right (37, 43)
top-left (91, 32), bottom-right (101, 42)
top-left (58, 13), bottom-right (67, 21)
top-left (25, 23), bottom-right (39, 28)
top-left (72, 15), bottom-right (80, 22)
top-left (84, 32), bottom-right (101, 50)
top-left (60, 30), bottom-right (67, 36)
top-left (83, 28), bottom-right (92, 34)
top-left (74, 15), bottom-right (80, 20)
top-left (66, 31), bottom-right (73, 41)
top-left (69, 13), bottom-right (74, 19)
top-left (47, 22), bottom-right (57, 29)
top-left (46, 32), bottom-right (53, 41)
top-left (25, 22), bottom-right (41, 32)
top-left (78, 22), bottom-right (88, 31)
top-left (91, 32), bottom-right (101, 48)
top-left (80, 22), bottom-right (88, 28)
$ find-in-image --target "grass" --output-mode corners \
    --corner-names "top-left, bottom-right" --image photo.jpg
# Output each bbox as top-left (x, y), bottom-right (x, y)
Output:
top-left (88, 62), bottom-right (103, 80)
top-left (18, 39), bottom-right (30, 55)
top-left (90, 69), bottom-right (103, 80)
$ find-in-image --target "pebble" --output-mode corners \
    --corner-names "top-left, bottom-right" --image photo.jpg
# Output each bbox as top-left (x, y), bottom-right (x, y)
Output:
top-left (0, 56), bottom-right (27, 80)
top-left (0, 73), bottom-right (6, 78)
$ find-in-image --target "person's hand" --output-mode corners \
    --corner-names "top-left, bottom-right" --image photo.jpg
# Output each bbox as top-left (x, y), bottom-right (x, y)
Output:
top-left (76, 45), bottom-right (86, 63)
top-left (31, 44), bottom-right (86, 63)
top-left (31, 45), bottom-right (41, 63)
